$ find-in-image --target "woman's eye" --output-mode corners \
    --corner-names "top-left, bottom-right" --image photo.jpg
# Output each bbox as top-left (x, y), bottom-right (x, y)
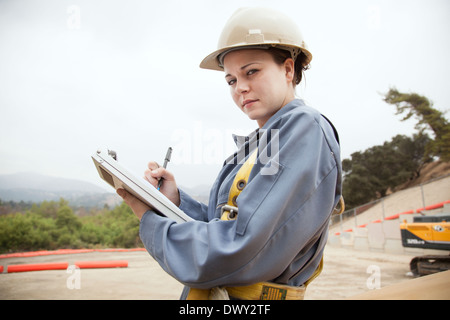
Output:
top-left (226, 69), bottom-right (258, 86)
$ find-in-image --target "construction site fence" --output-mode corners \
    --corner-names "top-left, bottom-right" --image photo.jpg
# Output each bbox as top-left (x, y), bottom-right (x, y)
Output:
top-left (330, 173), bottom-right (450, 229)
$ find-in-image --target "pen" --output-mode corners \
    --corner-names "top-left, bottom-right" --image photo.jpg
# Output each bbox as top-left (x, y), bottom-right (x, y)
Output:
top-left (157, 147), bottom-right (172, 191)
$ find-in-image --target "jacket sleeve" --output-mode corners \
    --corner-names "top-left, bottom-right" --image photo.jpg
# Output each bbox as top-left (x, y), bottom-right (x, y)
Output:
top-left (177, 188), bottom-right (209, 222)
top-left (139, 110), bottom-right (341, 288)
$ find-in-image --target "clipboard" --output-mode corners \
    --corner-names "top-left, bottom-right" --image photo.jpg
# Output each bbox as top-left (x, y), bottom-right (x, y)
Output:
top-left (92, 149), bottom-right (193, 224)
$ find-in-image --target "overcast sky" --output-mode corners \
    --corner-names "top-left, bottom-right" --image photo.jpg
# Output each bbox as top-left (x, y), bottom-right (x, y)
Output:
top-left (0, 0), bottom-right (449, 191)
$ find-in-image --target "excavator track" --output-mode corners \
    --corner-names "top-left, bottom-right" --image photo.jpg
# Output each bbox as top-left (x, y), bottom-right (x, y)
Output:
top-left (410, 255), bottom-right (450, 277)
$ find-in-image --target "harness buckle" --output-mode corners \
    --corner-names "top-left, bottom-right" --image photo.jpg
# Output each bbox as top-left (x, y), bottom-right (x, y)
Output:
top-left (221, 205), bottom-right (239, 220)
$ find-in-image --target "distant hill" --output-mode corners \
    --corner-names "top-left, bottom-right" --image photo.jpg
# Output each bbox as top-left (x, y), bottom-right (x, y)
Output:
top-left (0, 172), bottom-right (121, 208)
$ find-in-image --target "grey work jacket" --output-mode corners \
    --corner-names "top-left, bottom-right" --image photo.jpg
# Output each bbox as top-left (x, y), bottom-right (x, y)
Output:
top-left (139, 99), bottom-right (342, 297)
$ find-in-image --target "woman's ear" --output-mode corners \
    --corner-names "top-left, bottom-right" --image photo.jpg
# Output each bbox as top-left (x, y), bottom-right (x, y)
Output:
top-left (284, 58), bottom-right (295, 84)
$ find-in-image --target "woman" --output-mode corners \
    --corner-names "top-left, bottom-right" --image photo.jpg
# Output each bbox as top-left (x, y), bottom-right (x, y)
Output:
top-left (117, 7), bottom-right (342, 300)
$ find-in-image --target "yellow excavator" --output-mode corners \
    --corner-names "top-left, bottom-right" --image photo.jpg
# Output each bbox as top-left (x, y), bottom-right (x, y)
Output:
top-left (400, 214), bottom-right (450, 276)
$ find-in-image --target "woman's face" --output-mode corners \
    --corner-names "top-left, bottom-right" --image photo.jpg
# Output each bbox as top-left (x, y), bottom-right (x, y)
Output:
top-left (223, 49), bottom-right (295, 128)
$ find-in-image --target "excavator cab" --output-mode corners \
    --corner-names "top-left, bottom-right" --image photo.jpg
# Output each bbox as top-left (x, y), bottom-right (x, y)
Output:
top-left (400, 214), bottom-right (450, 276)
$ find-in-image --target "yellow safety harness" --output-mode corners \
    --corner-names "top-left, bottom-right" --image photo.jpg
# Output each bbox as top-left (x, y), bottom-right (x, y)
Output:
top-left (186, 149), bottom-right (344, 300)
top-left (220, 149), bottom-right (258, 221)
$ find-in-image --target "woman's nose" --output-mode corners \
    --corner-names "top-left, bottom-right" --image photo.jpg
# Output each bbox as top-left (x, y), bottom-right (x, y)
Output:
top-left (235, 79), bottom-right (249, 94)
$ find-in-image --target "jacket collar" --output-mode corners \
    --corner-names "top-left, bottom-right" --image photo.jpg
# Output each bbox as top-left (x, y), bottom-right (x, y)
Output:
top-left (232, 98), bottom-right (304, 147)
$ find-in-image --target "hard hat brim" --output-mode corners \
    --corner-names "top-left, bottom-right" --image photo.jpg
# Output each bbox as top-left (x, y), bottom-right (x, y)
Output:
top-left (200, 43), bottom-right (312, 71)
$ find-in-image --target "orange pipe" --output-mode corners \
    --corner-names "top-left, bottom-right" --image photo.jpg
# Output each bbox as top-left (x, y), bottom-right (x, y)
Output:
top-left (7, 262), bottom-right (69, 273)
top-left (6, 260), bottom-right (128, 273)
top-left (74, 260), bottom-right (128, 269)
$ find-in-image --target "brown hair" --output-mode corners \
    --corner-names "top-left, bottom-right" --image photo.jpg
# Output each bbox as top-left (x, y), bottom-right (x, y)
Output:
top-left (267, 47), bottom-right (310, 87)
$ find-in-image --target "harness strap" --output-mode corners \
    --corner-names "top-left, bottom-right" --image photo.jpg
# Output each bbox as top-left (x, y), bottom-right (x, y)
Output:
top-left (226, 282), bottom-right (306, 300)
top-left (221, 149), bottom-right (258, 220)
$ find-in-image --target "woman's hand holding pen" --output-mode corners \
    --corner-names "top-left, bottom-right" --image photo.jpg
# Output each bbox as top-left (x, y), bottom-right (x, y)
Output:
top-left (116, 161), bottom-right (180, 221)
top-left (144, 161), bottom-right (180, 207)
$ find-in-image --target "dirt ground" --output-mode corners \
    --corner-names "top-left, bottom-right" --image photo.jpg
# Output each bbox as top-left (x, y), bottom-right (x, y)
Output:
top-left (305, 246), bottom-right (417, 300)
top-left (0, 246), bottom-right (420, 300)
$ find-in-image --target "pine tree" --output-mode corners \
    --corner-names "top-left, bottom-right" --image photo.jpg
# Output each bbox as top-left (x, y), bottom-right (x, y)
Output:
top-left (384, 88), bottom-right (450, 161)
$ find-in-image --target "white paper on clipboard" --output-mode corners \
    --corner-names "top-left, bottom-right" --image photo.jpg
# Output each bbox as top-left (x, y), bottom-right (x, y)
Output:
top-left (92, 149), bottom-right (193, 224)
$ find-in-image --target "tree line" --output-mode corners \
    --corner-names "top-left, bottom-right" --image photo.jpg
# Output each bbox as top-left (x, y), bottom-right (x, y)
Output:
top-left (342, 88), bottom-right (450, 209)
top-left (0, 198), bottom-right (142, 254)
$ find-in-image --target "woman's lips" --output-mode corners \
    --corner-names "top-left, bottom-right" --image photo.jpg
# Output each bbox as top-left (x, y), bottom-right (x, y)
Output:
top-left (242, 99), bottom-right (258, 108)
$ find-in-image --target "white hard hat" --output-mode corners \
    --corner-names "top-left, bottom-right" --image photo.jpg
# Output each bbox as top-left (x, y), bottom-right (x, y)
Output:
top-left (200, 7), bottom-right (312, 71)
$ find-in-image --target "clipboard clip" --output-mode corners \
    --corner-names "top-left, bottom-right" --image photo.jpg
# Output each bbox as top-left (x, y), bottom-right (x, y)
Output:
top-left (108, 149), bottom-right (118, 161)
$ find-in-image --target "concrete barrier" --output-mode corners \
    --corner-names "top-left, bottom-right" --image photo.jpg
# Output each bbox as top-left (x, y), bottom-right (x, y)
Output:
top-left (367, 223), bottom-right (384, 251)
top-left (353, 227), bottom-right (369, 251)
top-left (328, 199), bottom-right (450, 254)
